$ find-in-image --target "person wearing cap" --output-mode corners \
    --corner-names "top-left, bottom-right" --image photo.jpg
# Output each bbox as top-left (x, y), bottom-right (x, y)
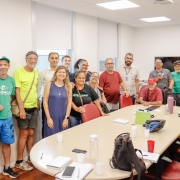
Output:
top-left (0, 56), bottom-right (19, 178)
top-left (14, 51), bottom-right (38, 171)
top-left (138, 78), bottom-right (163, 106)
top-left (149, 58), bottom-right (173, 91)
top-left (171, 60), bottom-right (180, 106)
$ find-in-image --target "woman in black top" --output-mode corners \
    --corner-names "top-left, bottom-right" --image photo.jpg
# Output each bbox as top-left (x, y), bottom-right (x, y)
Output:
top-left (69, 71), bottom-right (106, 127)
top-left (73, 59), bottom-right (92, 82)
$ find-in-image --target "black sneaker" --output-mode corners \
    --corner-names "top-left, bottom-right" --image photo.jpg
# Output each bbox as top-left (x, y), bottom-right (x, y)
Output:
top-left (3, 166), bottom-right (19, 178)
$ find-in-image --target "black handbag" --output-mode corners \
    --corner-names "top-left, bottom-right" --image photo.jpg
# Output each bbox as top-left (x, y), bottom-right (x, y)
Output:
top-left (99, 101), bottom-right (109, 114)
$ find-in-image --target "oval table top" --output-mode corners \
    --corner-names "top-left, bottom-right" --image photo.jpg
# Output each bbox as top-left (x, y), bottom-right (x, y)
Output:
top-left (30, 105), bottom-right (180, 180)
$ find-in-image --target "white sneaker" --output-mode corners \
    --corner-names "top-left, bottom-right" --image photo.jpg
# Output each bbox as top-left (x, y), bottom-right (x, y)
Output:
top-left (15, 161), bottom-right (33, 171)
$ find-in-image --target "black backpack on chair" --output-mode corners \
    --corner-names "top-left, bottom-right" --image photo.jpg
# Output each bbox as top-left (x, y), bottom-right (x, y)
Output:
top-left (109, 133), bottom-right (146, 180)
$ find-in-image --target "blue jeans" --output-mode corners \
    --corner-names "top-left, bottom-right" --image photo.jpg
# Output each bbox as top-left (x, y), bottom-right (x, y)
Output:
top-left (69, 115), bottom-right (81, 128)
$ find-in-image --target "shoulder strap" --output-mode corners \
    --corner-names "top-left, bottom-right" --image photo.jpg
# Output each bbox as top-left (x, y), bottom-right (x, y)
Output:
top-left (146, 88), bottom-right (149, 102)
top-left (76, 85), bottom-right (83, 106)
top-left (23, 71), bottom-right (36, 104)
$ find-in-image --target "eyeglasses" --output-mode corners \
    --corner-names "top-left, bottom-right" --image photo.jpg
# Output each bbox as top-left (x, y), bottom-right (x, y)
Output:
top-left (27, 58), bottom-right (38, 61)
top-left (82, 64), bottom-right (89, 67)
top-left (126, 57), bottom-right (133, 60)
top-left (106, 63), bottom-right (114, 65)
top-left (155, 62), bottom-right (162, 64)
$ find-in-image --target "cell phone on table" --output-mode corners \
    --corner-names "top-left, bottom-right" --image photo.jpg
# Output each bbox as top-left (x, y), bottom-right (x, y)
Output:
top-left (62, 166), bottom-right (75, 178)
top-left (72, 148), bottom-right (87, 154)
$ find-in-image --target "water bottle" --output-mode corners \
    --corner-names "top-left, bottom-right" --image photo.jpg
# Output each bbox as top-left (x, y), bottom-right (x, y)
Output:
top-left (89, 134), bottom-right (99, 163)
top-left (167, 96), bottom-right (176, 114)
top-left (165, 104), bottom-right (169, 115)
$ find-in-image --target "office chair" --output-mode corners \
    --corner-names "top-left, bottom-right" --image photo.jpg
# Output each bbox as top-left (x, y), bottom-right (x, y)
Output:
top-left (81, 103), bottom-right (101, 123)
top-left (119, 94), bottom-right (133, 109)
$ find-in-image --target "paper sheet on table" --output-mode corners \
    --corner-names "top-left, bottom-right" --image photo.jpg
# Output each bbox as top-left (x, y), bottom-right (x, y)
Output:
top-left (113, 118), bottom-right (129, 124)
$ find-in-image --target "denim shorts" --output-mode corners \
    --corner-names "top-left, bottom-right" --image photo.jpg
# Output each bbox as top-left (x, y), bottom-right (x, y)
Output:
top-left (17, 108), bottom-right (38, 129)
top-left (0, 116), bottom-right (15, 144)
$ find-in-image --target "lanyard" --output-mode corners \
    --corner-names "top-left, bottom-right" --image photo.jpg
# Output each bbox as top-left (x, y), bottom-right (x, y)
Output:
top-left (124, 67), bottom-right (131, 76)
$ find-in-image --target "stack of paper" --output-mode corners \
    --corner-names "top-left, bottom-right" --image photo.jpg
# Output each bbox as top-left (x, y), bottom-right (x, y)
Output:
top-left (113, 118), bottom-right (129, 124)
top-left (55, 162), bottom-right (93, 180)
top-left (46, 156), bottom-right (72, 170)
top-left (136, 151), bottom-right (160, 163)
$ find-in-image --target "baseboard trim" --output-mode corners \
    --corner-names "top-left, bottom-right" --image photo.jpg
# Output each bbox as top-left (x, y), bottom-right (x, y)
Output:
top-left (0, 156), bottom-right (28, 173)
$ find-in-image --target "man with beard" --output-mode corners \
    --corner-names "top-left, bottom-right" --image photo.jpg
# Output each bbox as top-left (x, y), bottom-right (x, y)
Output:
top-left (14, 51), bottom-right (38, 171)
top-left (171, 60), bottom-right (180, 106)
top-left (138, 78), bottom-right (163, 106)
top-left (99, 58), bottom-right (129, 112)
top-left (116, 53), bottom-right (140, 104)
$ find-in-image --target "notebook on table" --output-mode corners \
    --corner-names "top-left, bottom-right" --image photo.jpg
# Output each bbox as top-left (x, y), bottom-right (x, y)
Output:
top-left (136, 151), bottom-right (160, 163)
top-left (46, 156), bottom-right (72, 170)
top-left (135, 111), bottom-right (151, 125)
top-left (55, 162), bottom-right (93, 180)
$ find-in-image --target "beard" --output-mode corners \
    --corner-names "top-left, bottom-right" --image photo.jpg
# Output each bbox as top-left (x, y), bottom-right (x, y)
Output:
top-left (27, 63), bottom-right (36, 69)
top-left (125, 61), bottom-right (132, 66)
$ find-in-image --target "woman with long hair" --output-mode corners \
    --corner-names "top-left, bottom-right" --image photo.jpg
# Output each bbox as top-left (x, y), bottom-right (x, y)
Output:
top-left (69, 71), bottom-right (107, 127)
top-left (43, 66), bottom-right (72, 138)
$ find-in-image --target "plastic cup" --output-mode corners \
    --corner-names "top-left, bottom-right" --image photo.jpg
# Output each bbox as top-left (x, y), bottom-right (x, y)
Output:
top-left (96, 162), bottom-right (105, 175)
top-left (144, 129), bottom-right (150, 138)
top-left (147, 140), bottom-right (155, 153)
top-left (131, 126), bottom-right (138, 138)
top-left (57, 133), bottom-right (63, 143)
top-left (77, 153), bottom-right (85, 164)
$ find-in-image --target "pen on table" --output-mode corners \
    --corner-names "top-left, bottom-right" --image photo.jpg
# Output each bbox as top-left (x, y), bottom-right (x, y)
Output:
top-left (142, 154), bottom-right (148, 156)
top-left (40, 153), bottom-right (43, 159)
top-left (77, 168), bottom-right (80, 178)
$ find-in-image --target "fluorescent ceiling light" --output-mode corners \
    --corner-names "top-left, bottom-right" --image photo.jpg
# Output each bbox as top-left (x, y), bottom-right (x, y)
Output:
top-left (96, 0), bottom-right (139, 10)
top-left (141, 17), bottom-right (171, 22)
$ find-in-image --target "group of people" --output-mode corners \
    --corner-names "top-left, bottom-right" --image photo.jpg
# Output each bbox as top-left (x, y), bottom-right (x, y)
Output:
top-left (0, 51), bottom-right (180, 178)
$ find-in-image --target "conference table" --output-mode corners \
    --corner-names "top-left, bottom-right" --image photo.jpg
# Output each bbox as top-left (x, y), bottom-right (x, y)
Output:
top-left (30, 105), bottom-right (180, 180)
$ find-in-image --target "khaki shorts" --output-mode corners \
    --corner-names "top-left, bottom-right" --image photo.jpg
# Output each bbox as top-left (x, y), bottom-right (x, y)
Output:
top-left (17, 108), bottom-right (38, 129)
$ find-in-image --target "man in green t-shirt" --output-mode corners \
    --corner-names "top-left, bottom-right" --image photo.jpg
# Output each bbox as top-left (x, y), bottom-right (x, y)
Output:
top-left (0, 57), bottom-right (18, 178)
top-left (171, 60), bottom-right (180, 106)
top-left (14, 51), bottom-right (38, 171)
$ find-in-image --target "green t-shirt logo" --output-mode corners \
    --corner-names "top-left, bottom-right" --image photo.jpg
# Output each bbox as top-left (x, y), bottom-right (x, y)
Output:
top-left (0, 85), bottom-right (11, 95)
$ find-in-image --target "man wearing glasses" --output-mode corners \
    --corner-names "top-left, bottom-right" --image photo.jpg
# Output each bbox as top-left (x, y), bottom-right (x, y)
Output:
top-left (99, 58), bottom-right (129, 112)
top-left (14, 51), bottom-right (38, 171)
top-left (149, 58), bottom-right (173, 90)
top-left (116, 53), bottom-right (140, 104)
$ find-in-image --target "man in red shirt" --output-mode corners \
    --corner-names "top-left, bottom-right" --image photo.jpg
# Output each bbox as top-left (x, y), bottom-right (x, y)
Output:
top-left (138, 78), bottom-right (163, 106)
top-left (99, 58), bottom-right (129, 111)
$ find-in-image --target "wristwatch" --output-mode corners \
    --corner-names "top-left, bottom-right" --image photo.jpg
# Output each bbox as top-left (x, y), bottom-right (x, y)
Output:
top-left (65, 116), bottom-right (69, 119)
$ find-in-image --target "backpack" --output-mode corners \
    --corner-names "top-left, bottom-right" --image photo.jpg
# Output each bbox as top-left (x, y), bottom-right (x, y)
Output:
top-left (109, 133), bottom-right (146, 180)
